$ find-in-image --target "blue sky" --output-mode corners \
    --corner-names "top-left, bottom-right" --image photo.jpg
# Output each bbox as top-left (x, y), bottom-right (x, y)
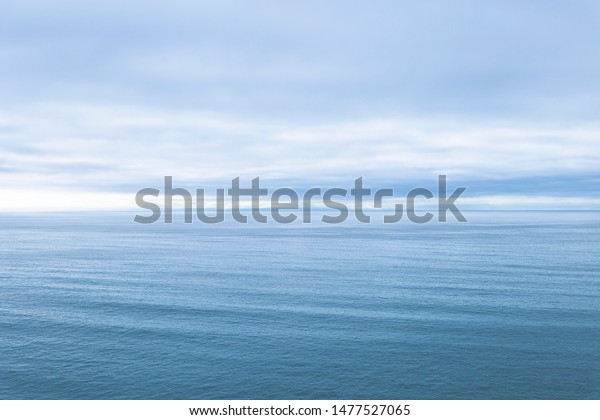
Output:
top-left (1, 0), bottom-right (599, 210)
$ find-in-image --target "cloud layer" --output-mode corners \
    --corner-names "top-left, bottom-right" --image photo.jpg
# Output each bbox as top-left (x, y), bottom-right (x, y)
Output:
top-left (1, 1), bottom-right (599, 210)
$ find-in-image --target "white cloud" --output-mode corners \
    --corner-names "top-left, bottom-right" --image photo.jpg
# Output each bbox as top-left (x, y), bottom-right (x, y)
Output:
top-left (0, 102), bottom-right (599, 210)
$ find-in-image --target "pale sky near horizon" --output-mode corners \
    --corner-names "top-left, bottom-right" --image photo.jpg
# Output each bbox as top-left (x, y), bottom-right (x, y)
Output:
top-left (1, 0), bottom-right (599, 210)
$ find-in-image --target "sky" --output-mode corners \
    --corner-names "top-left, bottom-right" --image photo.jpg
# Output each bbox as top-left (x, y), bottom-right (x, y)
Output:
top-left (1, 0), bottom-right (599, 210)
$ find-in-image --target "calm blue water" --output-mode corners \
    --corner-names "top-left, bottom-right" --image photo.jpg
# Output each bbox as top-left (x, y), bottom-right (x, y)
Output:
top-left (0, 212), bottom-right (599, 399)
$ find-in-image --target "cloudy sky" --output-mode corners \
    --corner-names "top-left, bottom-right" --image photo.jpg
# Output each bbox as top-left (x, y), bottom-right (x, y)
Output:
top-left (1, 0), bottom-right (599, 210)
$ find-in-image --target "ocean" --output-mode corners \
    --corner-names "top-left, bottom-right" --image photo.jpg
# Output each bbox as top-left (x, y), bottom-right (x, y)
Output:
top-left (0, 211), bottom-right (598, 399)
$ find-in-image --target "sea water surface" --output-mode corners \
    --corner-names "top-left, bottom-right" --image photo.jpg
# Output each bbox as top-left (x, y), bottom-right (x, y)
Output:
top-left (0, 211), bottom-right (599, 399)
